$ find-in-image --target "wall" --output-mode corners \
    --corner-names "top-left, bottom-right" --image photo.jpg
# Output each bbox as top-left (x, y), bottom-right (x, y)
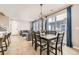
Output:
top-left (17, 21), bottom-right (31, 31)
top-left (10, 20), bottom-right (31, 35)
top-left (72, 5), bottom-right (79, 48)
top-left (0, 15), bottom-right (9, 31)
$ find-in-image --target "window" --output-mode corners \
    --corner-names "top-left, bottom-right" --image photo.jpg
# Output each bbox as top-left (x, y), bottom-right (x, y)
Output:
top-left (32, 20), bottom-right (39, 32)
top-left (48, 17), bottom-right (55, 22)
top-left (35, 21), bottom-right (39, 32)
top-left (33, 22), bottom-right (35, 31)
top-left (56, 13), bottom-right (67, 21)
top-left (46, 17), bottom-right (56, 31)
top-left (56, 13), bottom-right (67, 32)
top-left (46, 18), bottom-right (53, 31)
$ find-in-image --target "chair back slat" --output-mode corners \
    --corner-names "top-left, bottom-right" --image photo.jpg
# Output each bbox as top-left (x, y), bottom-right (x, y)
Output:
top-left (35, 32), bottom-right (40, 41)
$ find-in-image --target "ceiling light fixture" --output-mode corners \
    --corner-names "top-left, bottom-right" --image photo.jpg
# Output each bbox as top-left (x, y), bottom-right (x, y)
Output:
top-left (40, 4), bottom-right (45, 32)
top-left (40, 4), bottom-right (43, 19)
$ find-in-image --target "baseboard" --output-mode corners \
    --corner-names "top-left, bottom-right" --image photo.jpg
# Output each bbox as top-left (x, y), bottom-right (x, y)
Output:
top-left (73, 46), bottom-right (79, 49)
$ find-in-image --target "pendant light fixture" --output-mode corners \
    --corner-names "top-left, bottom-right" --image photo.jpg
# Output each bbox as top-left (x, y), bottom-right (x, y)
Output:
top-left (40, 4), bottom-right (43, 32)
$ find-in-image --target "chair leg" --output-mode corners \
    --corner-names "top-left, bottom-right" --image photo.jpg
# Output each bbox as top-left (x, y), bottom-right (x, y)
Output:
top-left (32, 36), bottom-right (33, 46)
top-left (61, 46), bottom-right (63, 55)
top-left (32, 40), bottom-right (34, 46)
top-left (40, 46), bottom-right (42, 55)
top-left (35, 39), bottom-right (37, 51)
top-left (1, 46), bottom-right (4, 55)
top-left (35, 43), bottom-right (37, 51)
top-left (32, 41), bottom-right (33, 46)
top-left (4, 41), bottom-right (8, 51)
top-left (55, 49), bottom-right (57, 55)
top-left (7, 39), bottom-right (10, 47)
top-left (9, 38), bottom-right (11, 44)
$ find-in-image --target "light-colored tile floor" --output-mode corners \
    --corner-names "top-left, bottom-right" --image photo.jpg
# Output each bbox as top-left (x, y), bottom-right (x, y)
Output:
top-left (2, 35), bottom-right (79, 55)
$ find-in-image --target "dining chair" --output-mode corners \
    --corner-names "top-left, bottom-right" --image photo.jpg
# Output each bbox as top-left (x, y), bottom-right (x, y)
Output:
top-left (35, 32), bottom-right (47, 55)
top-left (49, 32), bottom-right (64, 55)
top-left (0, 38), bottom-right (4, 55)
top-left (32, 31), bottom-right (35, 46)
top-left (2, 34), bottom-right (8, 51)
top-left (6, 33), bottom-right (11, 47)
top-left (0, 32), bottom-right (11, 55)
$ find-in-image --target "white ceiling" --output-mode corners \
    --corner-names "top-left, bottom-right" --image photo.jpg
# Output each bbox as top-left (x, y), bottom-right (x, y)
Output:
top-left (0, 4), bottom-right (67, 22)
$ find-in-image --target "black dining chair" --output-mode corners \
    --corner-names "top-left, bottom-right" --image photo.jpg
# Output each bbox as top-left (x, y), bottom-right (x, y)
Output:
top-left (6, 33), bottom-right (11, 47)
top-left (35, 32), bottom-right (47, 55)
top-left (2, 34), bottom-right (8, 51)
top-left (0, 33), bottom-right (11, 55)
top-left (32, 31), bottom-right (35, 47)
top-left (34, 32), bottom-right (40, 50)
top-left (0, 38), bottom-right (4, 55)
top-left (49, 32), bottom-right (64, 55)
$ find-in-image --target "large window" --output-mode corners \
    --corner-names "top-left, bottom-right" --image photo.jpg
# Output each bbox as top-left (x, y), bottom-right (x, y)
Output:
top-left (32, 22), bottom-right (35, 31)
top-left (32, 12), bottom-right (67, 33)
top-left (32, 20), bottom-right (39, 32)
top-left (47, 18), bottom-right (53, 31)
top-left (56, 13), bottom-right (67, 32)
top-left (32, 11), bottom-right (67, 44)
top-left (45, 13), bottom-right (67, 32)
top-left (45, 12), bottom-right (67, 44)
top-left (46, 17), bottom-right (56, 31)
top-left (56, 12), bottom-right (67, 44)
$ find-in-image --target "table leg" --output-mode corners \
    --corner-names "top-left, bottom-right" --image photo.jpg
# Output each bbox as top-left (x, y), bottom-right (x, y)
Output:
top-left (47, 40), bottom-right (49, 55)
top-left (35, 38), bottom-right (37, 51)
top-left (32, 38), bottom-right (33, 46)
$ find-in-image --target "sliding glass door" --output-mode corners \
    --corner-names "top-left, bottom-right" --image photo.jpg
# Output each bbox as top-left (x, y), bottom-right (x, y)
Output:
top-left (56, 12), bottom-right (67, 44)
top-left (45, 11), bottom-right (67, 44)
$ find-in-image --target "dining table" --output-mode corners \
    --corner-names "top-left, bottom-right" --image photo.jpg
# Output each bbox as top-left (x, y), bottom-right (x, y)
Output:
top-left (40, 34), bottom-right (57, 55)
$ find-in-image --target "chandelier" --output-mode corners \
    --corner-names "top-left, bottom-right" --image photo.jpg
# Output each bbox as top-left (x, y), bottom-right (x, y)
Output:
top-left (40, 4), bottom-right (45, 20)
top-left (40, 4), bottom-right (44, 32)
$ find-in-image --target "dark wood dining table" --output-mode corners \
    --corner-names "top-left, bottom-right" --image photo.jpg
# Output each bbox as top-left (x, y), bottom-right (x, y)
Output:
top-left (40, 34), bottom-right (57, 55)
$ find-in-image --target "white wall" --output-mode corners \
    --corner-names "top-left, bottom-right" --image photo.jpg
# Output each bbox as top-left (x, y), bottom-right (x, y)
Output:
top-left (10, 20), bottom-right (31, 35)
top-left (72, 5), bottom-right (79, 48)
top-left (17, 21), bottom-right (31, 31)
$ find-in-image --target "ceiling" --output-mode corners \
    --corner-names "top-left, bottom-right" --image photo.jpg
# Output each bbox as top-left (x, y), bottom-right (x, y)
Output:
top-left (0, 4), bottom-right (67, 22)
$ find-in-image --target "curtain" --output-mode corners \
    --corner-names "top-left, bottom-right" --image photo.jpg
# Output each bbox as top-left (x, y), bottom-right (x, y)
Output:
top-left (45, 20), bottom-right (47, 31)
top-left (67, 6), bottom-right (73, 47)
